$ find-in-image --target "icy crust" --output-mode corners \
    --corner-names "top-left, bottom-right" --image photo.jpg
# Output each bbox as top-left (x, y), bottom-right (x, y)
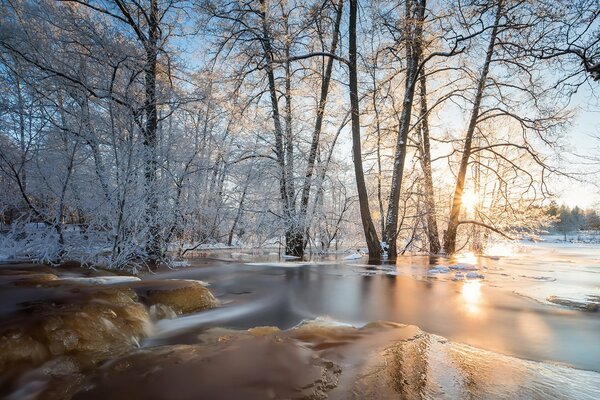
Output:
top-left (16, 319), bottom-right (600, 400)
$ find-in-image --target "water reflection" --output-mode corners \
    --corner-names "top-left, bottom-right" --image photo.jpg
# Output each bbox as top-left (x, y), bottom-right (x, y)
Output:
top-left (142, 248), bottom-right (600, 372)
top-left (456, 251), bottom-right (478, 265)
top-left (461, 281), bottom-right (482, 316)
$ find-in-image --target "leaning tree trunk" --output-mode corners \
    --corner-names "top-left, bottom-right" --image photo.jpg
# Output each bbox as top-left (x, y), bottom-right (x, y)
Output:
top-left (443, 0), bottom-right (503, 254)
top-left (349, 0), bottom-right (380, 260)
top-left (383, 0), bottom-right (424, 259)
top-left (298, 0), bottom-right (344, 256)
top-left (416, 68), bottom-right (441, 254)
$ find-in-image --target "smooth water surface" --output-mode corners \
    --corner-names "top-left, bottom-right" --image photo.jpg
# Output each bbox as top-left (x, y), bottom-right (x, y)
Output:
top-left (144, 242), bottom-right (600, 372)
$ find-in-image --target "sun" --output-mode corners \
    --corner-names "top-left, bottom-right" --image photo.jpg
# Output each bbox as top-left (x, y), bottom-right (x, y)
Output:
top-left (461, 191), bottom-right (478, 213)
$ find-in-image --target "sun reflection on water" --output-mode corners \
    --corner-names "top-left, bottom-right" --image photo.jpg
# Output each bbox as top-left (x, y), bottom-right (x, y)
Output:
top-left (456, 251), bottom-right (478, 265)
top-left (461, 281), bottom-right (482, 315)
top-left (485, 243), bottom-right (515, 257)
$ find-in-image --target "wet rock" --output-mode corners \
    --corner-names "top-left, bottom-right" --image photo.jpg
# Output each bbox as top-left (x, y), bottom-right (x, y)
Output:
top-left (7, 356), bottom-right (85, 400)
top-left (0, 280), bottom-right (150, 386)
top-left (466, 272), bottom-right (485, 279)
top-left (72, 326), bottom-right (343, 400)
top-left (0, 328), bottom-right (49, 372)
top-left (127, 280), bottom-right (217, 315)
top-left (547, 296), bottom-right (599, 312)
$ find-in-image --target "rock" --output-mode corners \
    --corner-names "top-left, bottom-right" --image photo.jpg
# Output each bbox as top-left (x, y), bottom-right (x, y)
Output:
top-left (0, 282), bottom-right (150, 382)
top-left (127, 280), bottom-right (217, 315)
top-left (547, 296), bottom-right (599, 312)
top-left (452, 272), bottom-right (465, 281)
top-left (466, 272), bottom-right (484, 279)
top-left (431, 265), bottom-right (450, 273)
top-left (449, 264), bottom-right (479, 271)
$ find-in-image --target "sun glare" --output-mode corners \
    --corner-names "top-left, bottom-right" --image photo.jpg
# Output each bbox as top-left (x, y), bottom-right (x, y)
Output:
top-left (456, 251), bottom-right (477, 265)
top-left (461, 281), bottom-right (483, 315)
top-left (461, 191), bottom-right (478, 212)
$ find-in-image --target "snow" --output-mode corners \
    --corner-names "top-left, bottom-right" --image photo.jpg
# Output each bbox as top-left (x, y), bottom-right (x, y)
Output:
top-left (466, 272), bottom-right (485, 279)
top-left (170, 260), bottom-right (191, 267)
top-left (452, 272), bottom-right (465, 281)
top-left (428, 265), bottom-right (450, 274)
top-left (177, 279), bottom-right (210, 287)
top-left (449, 264), bottom-right (479, 271)
top-left (61, 276), bottom-right (141, 285)
top-left (245, 262), bottom-right (309, 268)
top-left (344, 253), bottom-right (363, 260)
top-left (282, 255), bottom-right (300, 260)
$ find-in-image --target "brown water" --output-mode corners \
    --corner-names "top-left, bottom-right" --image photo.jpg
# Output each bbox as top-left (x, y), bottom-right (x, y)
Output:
top-left (144, 242), bottom-right (600, 372)
top-left (1, 242), bottom-right (600, 399)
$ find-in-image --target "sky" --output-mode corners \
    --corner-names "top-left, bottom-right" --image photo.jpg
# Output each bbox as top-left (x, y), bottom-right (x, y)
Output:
top-left (555, 84), bottom-right (600, 209)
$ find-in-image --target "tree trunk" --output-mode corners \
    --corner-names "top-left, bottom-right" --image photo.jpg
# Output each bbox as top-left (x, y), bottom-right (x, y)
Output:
top-left (298, 0), bottom-right (344, 253)
top-left (383, 0), bottom-right (424, 258)
top-left (349, 0), bottom-right (380, 260)
top-left (416, 69), bottom-right (441, 254)
top-left (258, 0), bottom-right (299, 257)
top-left (443, 0), bottom-right (503, 254)
top-left (144, 0), bottom-right (161, 261)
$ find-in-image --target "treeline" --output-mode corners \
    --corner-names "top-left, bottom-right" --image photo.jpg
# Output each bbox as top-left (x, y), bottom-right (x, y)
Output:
top-left (547, 203), bottom-right (600, 238)
top-left (0, 0), bottom-right (598, 267)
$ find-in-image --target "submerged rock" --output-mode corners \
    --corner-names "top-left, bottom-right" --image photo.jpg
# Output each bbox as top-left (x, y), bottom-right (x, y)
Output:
top-left (0, 276), bottom-right (151, 391)
top-left (127, 280), bottom-right (217, 315)
top-left (53, 320), bottom-right (600, 400)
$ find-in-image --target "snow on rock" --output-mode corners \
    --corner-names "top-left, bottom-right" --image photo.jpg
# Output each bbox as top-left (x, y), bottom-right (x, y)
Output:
top-left (170, 260), bottom-right (191, 267)
top-left (344, 253), bottom-right (363, 260)
top-left (450, 264), bottom-right (479, 271)
top-left (452, 272), bottom-right (465, 281)
top-left (245, 262), bottom-right (307, 268)
top-left (61, 276), bottom-right (141, 285)
top-left (428, 265), bottom-right (450, 274)
top-left (466, 272), bottom-right (485, 279)
top-left (282, 255), bottom-right (301, 260)
top-left (178, 279), bottom-right (210, 287)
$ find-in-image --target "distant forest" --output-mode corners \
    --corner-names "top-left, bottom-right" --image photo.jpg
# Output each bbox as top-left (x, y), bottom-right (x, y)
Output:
top-left (547, 202), bottom-right (600, 239)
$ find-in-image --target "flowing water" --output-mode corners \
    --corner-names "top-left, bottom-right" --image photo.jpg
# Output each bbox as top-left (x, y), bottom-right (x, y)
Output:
top-left (2, 240), bottom-right (600, 399)
top-left (145, 241), bottom-right (600, 372)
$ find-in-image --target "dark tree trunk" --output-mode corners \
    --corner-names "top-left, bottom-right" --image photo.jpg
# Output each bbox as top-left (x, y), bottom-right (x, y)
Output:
top-left (258, 0), bottom-right (299, 257)
top-left (383, 0), bottom-right (424, 259)
top-left (349, 0), bottom-right (380, 260)
top-left (416, 69), bottom-right (441, 254)
top-left (144, 0), bottom-right (161, 261)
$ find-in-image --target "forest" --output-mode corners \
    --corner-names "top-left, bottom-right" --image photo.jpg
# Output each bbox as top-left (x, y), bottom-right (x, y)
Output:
top-left (0, 0), bottom-right (598, 268)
